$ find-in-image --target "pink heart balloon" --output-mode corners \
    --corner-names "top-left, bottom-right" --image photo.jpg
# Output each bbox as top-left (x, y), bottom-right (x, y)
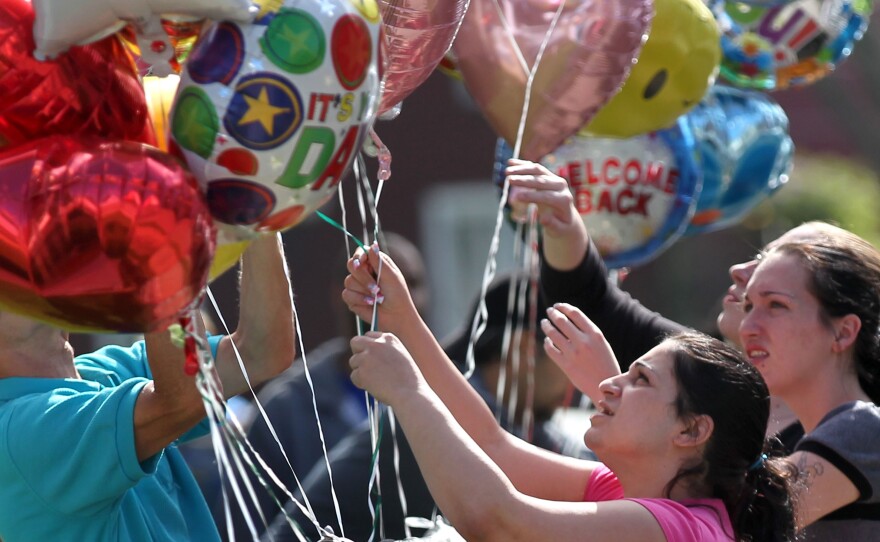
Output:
top-left (378, 0), bottom-right (469, 115)
top-left (453, 0), bottom-right (653, 161)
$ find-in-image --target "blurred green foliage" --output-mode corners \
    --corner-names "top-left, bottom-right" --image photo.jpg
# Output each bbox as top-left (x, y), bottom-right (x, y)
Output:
top-left (744, 153), bottom-right (880, 248)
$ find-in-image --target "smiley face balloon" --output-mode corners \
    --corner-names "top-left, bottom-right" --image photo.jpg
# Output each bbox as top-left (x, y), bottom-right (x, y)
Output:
top-left (582, 0), bottom-right (721, 139)
top-left (170, 0), bottom-right (382, 240)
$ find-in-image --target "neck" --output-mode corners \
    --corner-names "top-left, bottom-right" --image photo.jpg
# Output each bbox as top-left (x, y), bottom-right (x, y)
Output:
top-left (766, 396), bottom-right (799, 436)
top-left (605, 454), bottom-right (704, 500)
top-left (780, 363), bottom-right (868, 432)
top-left (0, 333), bottom-right (77, 380)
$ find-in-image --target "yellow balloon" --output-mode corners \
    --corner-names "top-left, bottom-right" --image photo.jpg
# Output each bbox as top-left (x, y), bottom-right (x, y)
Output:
top-left (209, 238), bottom-right (251, 282)
top-left (143, 74), bottom-right (181, 152)
top-left (583, 0), bottom-right (720, 138)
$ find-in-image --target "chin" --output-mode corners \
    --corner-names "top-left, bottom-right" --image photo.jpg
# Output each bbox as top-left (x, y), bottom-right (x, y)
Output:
top-left (716, 312), bottom-right (741, 346)
top-left (583, 427), bottom-right (599, 450)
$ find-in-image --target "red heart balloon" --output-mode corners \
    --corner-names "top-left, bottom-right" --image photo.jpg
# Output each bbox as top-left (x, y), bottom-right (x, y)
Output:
top-left (0, 136), bottom-right (215, 333)
top-left (453, 0), bottom-right (654, 161)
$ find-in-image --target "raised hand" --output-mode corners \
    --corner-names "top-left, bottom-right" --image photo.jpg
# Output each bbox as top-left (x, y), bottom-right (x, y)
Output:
top-left (505, 159), bottom-right (582, 236)
top-left (505, 159), bottom-right (588, 270)
top-left (341, 244), bottom-right (420, 335)
top-left (541, 303), bottom-right (621, 402)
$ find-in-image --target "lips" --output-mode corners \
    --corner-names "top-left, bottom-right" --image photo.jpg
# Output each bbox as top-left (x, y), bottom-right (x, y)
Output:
top-left (595, 400), bottom-right (614, 416)
top-left (744, 344), bottom-right (769, 365)
top-left (723, 287), bottom-right (741, 304)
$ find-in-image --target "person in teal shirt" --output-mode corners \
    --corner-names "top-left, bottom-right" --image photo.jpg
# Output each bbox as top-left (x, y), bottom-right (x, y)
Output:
top-left (0, 233), bottom-right (296, 542)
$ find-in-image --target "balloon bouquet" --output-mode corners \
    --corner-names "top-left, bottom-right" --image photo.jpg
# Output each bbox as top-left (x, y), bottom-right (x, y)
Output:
top-left (0, 0), bottom-right (384, 539)
top-left (0, 0), bottom-right (222, 333)
top-left (479, 0), bottom-right (724, 268)
top-left (0, 0), bottom-right (399, 332)
top-left (477, 0), bottom-right (868, 267)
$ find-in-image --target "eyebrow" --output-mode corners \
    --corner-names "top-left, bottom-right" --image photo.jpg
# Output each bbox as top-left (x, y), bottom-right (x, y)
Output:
top-left (630, 360), bottom-right (657, 375)
top-left (751, 289), bottom-right (796, 299)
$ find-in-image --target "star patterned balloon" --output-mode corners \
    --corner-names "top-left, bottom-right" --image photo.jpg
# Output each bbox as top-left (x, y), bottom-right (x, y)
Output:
top-left (169, 0), bottom-right (383, 239)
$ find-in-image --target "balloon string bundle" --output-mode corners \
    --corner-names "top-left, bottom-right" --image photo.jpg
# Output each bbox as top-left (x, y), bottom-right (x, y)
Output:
top-left (465, 0), bottom-right (565, 380)
top-left (351, 152), bottom-right (418, 542)
top-left (198, 287), bottom-right (351, 541)
top-left (493, 206), bottom-right (540, 442)
top-left (327, 151), bottom-right (411, 541)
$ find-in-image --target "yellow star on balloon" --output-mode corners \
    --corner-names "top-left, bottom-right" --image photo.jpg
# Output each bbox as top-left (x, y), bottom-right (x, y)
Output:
top-left (238, 87), bottom-right (290, 135)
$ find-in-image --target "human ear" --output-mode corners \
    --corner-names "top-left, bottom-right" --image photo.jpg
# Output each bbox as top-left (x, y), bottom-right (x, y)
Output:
top-left (832, 314), bottom-right (861, 353)
top-left (674, 414), bottom-right (714, 449)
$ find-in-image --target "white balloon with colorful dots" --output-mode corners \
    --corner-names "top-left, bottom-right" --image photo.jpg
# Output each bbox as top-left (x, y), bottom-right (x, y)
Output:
top-left (170, 0), bottom-right (383, 239)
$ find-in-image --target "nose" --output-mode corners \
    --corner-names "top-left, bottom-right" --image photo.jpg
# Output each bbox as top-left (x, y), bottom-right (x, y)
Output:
top-left (598, 375), bottom-right (622, 397)
top-left (739, 304), bottom-right (759, 339)
top-left (729, 259), bottom-right (757, 287)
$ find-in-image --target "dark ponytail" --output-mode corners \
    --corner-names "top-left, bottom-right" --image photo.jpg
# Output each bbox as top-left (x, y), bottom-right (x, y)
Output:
top-left (664, 332), bottom-right (797, 542)
top-left (731, 451), bottom-right (799, 542)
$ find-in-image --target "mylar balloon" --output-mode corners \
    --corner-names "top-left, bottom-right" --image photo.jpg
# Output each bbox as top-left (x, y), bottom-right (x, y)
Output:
top-left (582, 0), bottom-right (720, 138)
top-left (170, 0), bottom-right (383, 240)
top-left (0, 0), bottom-right (154, 148)
top-left (684, 85), bottom-right (793, 235)
top-left (144, 74), bottom-right (248, 282)
top-left (0, 137), bottom-right (215, 333)
top-left (712, 0), bottom-right (871, 90)
top-left (209, 234), bottom-right (251, 281)
top-left (378, 0), bottom-right (468, 115)
top-left (144, 74), bottom-right (180, 152)
top-left (497, 116), bottom-right (701, 269)
top-left (30, 0), bottom-right (253, 60)
top-left (453, 0), bottom-right (653, 161)
top-left (119, 17), bottom-right (207, 75)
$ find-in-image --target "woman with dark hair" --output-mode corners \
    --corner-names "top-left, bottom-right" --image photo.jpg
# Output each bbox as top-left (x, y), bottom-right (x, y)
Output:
top-left (342, 247), bottom-right (797, 542)
top-left (504, 158), bottom-right (856, 448)
top-left (503, 159), bottom-right (880, 539)
top-left (741, 236), bottom-right (880, 539)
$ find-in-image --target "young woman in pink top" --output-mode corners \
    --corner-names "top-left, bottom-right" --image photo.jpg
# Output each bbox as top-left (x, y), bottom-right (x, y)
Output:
top-left (341, 247), bottom-right (797, 542)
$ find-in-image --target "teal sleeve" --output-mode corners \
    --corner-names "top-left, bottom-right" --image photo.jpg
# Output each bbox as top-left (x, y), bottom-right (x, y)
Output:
top-left (2, 379), bottom-right (156, 516)
top-left (208, 334), bottom-right (223, 359)
top-left (75, 341), bottom-right (150, 382)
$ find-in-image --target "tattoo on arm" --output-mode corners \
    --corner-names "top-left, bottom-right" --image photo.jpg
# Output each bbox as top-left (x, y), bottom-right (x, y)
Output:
top-left (796, 454), bottom-right (825, 490)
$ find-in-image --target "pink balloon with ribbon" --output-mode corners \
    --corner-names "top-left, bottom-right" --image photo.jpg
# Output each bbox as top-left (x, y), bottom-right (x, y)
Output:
top-left (378, 0), bottom-right (469, 115)
top-left (453, 0), bottom-right (654, 161)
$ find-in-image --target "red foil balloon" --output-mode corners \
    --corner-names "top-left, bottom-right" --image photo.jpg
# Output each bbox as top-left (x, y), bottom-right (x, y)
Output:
top-left (378, 0), bottom-right (469, 115)
top-left (0, 0), bottom-right (154, 148)
top-left (0, 137), bottom-right (215, 333)
top-left (452, 0), bottom-right (653, 161)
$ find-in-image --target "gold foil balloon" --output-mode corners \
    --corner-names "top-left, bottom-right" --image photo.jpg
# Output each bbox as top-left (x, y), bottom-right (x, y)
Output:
top-left (208, 236), bottom-right (251, 281)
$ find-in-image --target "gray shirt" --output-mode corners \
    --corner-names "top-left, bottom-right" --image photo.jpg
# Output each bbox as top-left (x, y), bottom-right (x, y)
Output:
top-left (796, 401), bottom-right (880, 541)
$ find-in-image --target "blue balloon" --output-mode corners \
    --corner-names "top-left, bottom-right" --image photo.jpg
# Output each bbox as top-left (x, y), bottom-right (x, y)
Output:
top-left (684, 85), bottom-right (793, 236)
